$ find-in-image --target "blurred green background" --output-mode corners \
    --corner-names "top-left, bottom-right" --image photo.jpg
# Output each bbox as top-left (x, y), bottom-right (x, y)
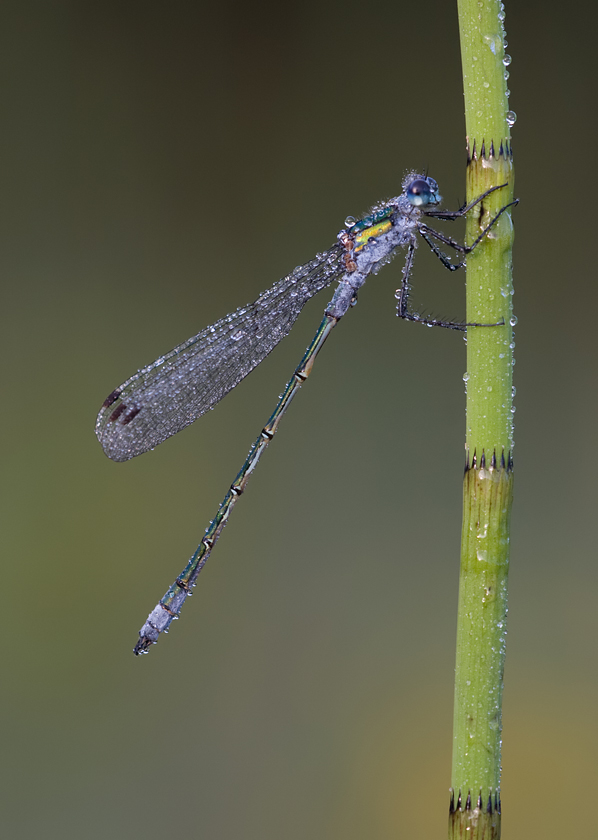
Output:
top-left (3, 1), bottom-right (597, 837)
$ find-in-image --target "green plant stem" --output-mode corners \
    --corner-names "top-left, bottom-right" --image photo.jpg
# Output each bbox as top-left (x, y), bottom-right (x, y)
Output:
top-left (450, 1), bottom-right (516, 837)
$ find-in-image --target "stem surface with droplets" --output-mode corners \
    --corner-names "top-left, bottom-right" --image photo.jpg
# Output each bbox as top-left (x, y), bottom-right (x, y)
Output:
top-left (450, 1), bottom-right (516, 837)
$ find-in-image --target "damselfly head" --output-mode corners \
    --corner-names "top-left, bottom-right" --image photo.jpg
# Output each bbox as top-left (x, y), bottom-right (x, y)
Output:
top-left (405, 176), bottom-right (441, 207)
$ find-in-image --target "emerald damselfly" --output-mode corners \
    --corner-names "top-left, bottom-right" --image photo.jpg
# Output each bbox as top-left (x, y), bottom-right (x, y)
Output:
top-left (95, 173), bottom-right (515, 654)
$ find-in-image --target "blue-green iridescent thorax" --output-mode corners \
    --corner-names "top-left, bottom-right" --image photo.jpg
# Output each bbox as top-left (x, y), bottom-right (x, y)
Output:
top-left (351, 205), bottom-right (395, 254)
top-left (350, 205), bottom-right (395, 235)
top-left (348, 175), bottom-right (441, 255)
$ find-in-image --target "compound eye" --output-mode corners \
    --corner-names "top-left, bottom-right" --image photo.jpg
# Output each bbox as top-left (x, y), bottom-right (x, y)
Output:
top-left (407, 179), bottom-right (432, 205)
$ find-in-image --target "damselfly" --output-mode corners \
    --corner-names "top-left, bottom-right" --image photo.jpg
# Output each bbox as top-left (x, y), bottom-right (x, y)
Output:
top-left (96, 173), bottom-right (516, 654)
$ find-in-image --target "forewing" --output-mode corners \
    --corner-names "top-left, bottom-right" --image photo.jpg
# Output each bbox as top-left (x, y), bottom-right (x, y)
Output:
top-left (96, 245), bottom-right (344, 461)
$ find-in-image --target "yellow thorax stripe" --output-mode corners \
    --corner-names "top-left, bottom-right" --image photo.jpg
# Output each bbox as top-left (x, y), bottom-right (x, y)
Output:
top-left (354, 220), bottom-right (392, 253)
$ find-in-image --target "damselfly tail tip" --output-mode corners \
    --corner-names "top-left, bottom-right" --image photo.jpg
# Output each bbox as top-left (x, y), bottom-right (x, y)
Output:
top-left (133, 611), bottom-right (165, 654)
top-left (133, 635), bottom-right (154, 655)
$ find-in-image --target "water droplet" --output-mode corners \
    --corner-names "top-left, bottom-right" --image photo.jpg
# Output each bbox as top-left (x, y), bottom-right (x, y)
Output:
top-left (344, 215), bottom-right (356, 228)
top-left (487, 386), bottom-right (493, 392)
top-left (498, 10), bottom-right (506, 20)
top-left (504, 70), bottom-right (510, 80)
top-left (512, 385), bottom-right (516, 396)
top-left (463, 372), bottom-right (470, 382)
top-left (506, 110), bottom-right (517, 126)
top-left (484, 34), bottom-right (499, 54)
top-left (477, 549), bottom-right (488, 562)
top-left (511, 406), bottom-right (516, 414)
top-left (483, 81), bottom-right (490, 88)
top-left (509, 315), bottom-right (518, 325)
